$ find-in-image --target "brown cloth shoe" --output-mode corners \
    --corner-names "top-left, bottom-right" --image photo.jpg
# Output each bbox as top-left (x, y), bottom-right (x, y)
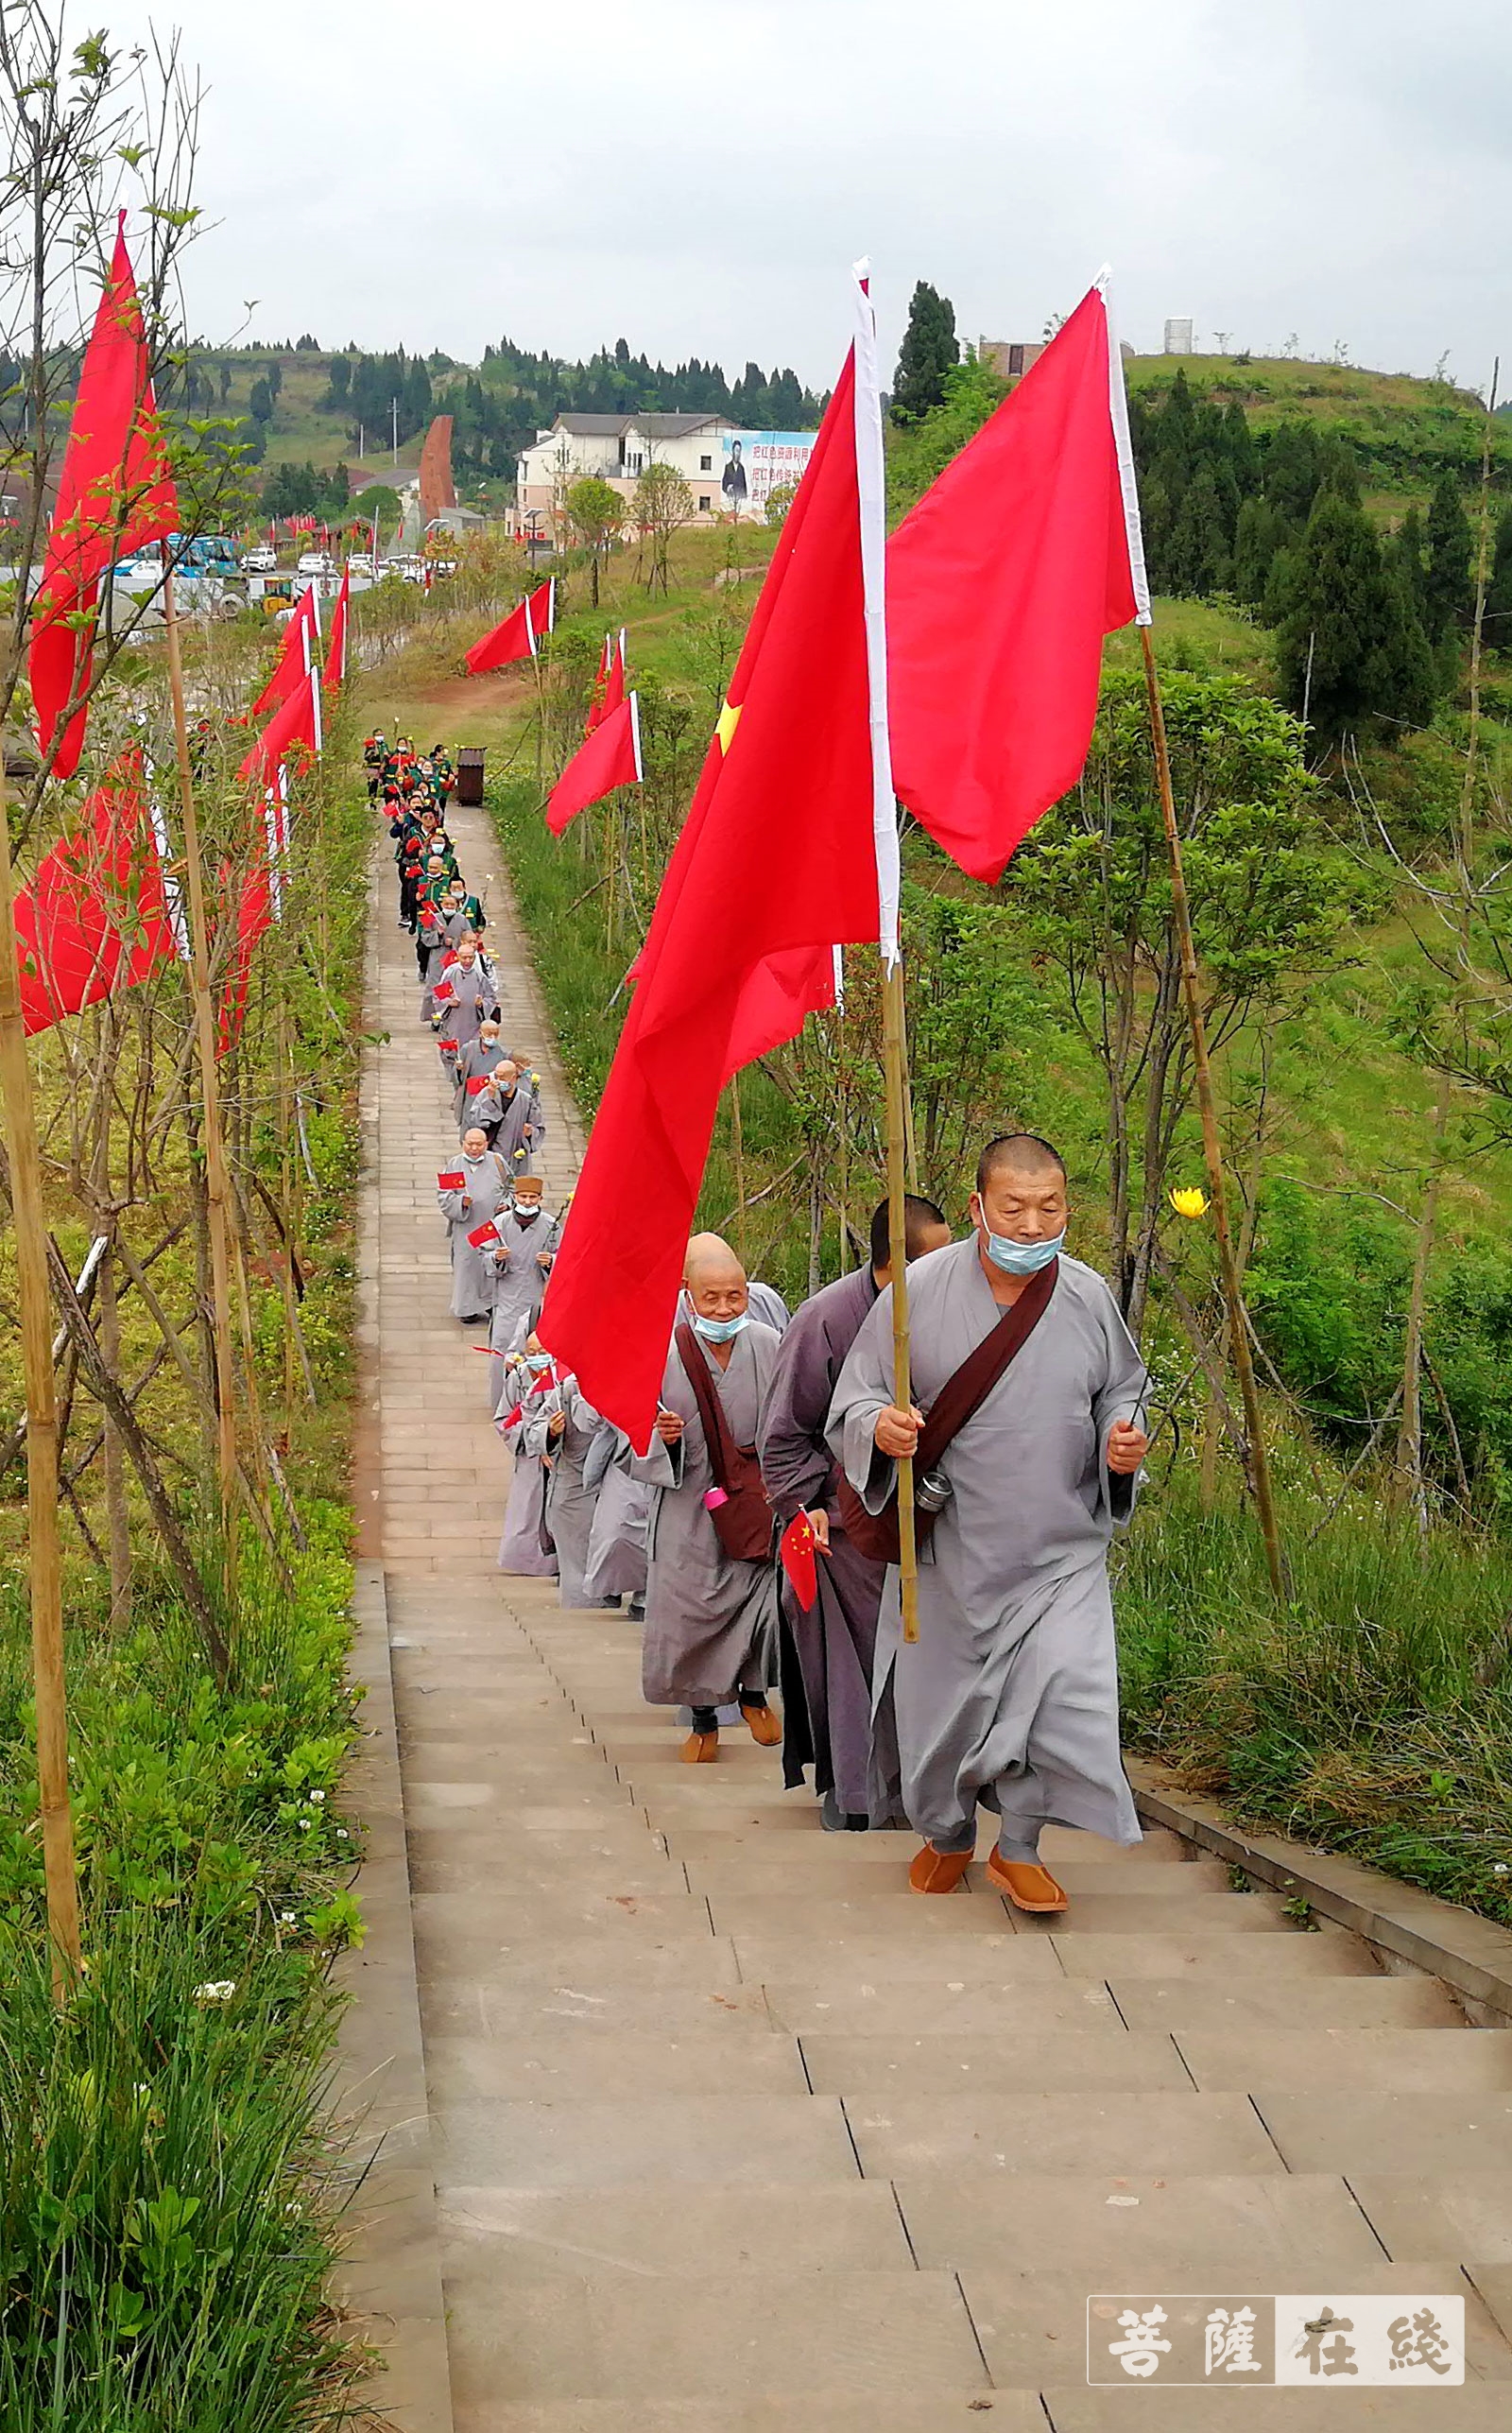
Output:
top-left (740, 1701), bottom-right (782, 1747)
top-left (680, 1730), bottom-right (719, 1764)
top-left (986, 1851), bottom-right (1069, 1912)
top-left (908, 1842), bottom-right (974, 1895)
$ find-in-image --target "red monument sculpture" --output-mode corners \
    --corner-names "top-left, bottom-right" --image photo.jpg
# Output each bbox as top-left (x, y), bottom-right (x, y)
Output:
top-left (418, 415), bottom-right (457, 528)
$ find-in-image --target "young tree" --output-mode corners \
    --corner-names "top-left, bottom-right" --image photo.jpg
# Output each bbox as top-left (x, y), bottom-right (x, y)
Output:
top-left (1485, 498), bottom-right (1512, 655)
top-left (632, 458), bottom-right (694, 594)
top-left (1425, 472), bottom-right (1474, 637)
top-left (248, 373), bottom-right (271, 423)
top-left (565, 474), bottom-right (622, 606)
top-left (890, 280), bottom-right (958, 425)
top-left (1277, 490), bottom-right (1404, 741)
top-left (1010, 671), bottom-right (1369, 1332)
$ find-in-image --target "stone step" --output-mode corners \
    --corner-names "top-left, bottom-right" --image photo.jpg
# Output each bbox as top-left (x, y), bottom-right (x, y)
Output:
top-left (412, 1890), bottom-right (715, 1945)
top-left (425, 2028), bottom-right (806, 2102)
top-left (438, 2265), bottom-right (986, 2410)
top-left (844, 2089), bottom-right (1280, 2179)
top-left (1176, 2027), bottom-right (1512, 2094)
top-left (1049, 1928), bottom-right (1379, 1979)
top-left (1348, 2171), bottom-right (1512, 2264)
top-left (436, 2179), bottom-right (912, 2279)
top-left (892, 2170), bottom-right (1385, 2275)
top-left (759, 1977), bottom-right (1129, 2037)
top-left (1256, 2091), bottom-right (1512, 2175)
top-left (682, 1855), bottom-right (1235, 1898)
top-left (1042, 2391), bottom-right (1511, 2429)
top-left (1109, 1974), bottom-right (1466, 2032)
top-left (430, 2093), bottom-right (860, 2188)
top-left (476, 2404), bottom-right (1029, 2433)
top-left (800, 2028), bottom-right (1191, 2097)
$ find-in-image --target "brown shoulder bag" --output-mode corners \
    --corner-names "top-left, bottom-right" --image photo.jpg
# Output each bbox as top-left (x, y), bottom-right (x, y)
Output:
top-left (674, 1322), bottom-right (775, 1562)
top-left (836, 1257), bottom-right (1059, 1563)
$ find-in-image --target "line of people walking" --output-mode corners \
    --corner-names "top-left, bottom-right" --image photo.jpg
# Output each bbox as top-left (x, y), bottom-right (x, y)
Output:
top-left (388, 757), bottom-right (1156, 1917)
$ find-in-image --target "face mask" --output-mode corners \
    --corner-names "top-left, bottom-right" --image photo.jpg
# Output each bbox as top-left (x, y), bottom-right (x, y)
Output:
top-left (692, 1311), bottom-right (750, 1343)
top-left (514, 1204), bottom-right (541, 1223)
top-left (524, 1352), bottom-right (553, 1372)
top-left (983, 1226), bottom-right (1065, 1276)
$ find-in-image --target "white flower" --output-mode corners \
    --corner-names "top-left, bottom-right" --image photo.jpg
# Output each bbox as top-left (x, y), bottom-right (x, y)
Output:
top-left (298, 1818), bottom-right (312, 1831)
top-left (1495, 1864), bottom-right (1509, 1878)
top-left (308, 1790), bottom-right (326, 1804)
top-left (335, 1829), bottom-right (349, 1839)
top-left (193, 1980), bottom-right (236, 2004)
top-left (280, 1911), bottom-right (297, 1924)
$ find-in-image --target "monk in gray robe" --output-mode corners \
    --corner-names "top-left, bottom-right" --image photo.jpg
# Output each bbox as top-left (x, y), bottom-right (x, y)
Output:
top-left (453, 1015), bottom-right (504, 1122)
top-left (634, 1234), bottom-right (782, 1762)
top-left (484, 1177), bottom-right (560, 1413)
top-left (583, 1424), bottom-right (649, 1611)
top-left (495, 1336), bottom-right (560, 1578)
top-left (758, 1192), bottom-right (951, 1830)
top-left (438, 1130), bottom-right (512, 1322)
top-left (522, 1370), bottom-right (606, 1607)
top-left (828, 1134), bottom-right (1149, 1914)
top-left (436, 940), bottom-right (498, 1075)
top-left (420, 900), bottom-right (471, 1021)
top-left (470, 1060), bottom-right (545, 1168)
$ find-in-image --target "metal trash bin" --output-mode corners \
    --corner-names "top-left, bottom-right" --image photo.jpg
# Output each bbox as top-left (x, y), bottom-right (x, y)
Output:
top-left (455, 746), bottom-right (485, 806)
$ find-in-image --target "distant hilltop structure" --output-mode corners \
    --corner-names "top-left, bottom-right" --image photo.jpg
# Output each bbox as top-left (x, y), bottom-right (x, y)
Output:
top-left (978, 337), bottom-right (1045, 381)
top-left (1163, 318), bottom-right (1194, 355)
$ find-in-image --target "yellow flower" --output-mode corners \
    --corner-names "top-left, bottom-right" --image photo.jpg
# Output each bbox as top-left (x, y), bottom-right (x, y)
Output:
top-left (1170, 1186), bottom-right (1209, 1219)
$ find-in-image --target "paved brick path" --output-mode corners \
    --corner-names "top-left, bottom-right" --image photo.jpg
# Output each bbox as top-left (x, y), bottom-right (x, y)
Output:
top-left (369, 795), bottom-right (1512, 2426)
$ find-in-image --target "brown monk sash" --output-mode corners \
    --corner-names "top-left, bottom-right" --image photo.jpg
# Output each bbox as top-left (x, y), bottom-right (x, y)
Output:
top-left (674, 1322), bottom-right (776, 1562)
top-left (836, 1256), bottom-right (1059, 1564)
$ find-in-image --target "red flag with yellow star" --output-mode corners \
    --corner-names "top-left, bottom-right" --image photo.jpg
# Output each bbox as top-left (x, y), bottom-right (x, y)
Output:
top-left (541, 341), bottom-right (884, 1449)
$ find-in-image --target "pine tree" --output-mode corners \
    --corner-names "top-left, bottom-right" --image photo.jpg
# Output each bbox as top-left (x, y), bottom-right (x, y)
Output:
top-left (1366, 560), bottom-right (1438, 733)
top-left (890, 282), bottom-right (958, 425)
top-left (1425, 473), bottom-right (1474, 635)
top-left (1278, 491), bottom-right (1392, 739)
top-left (1222, 399), bottom-right (1259, 494)
top-left (1233, 496), bottom-right (1289, 609)
top-left (1166, 463), bottom-right (1232, 595)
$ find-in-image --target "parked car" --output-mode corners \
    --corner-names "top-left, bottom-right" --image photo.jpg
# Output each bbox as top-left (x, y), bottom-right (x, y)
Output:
top-left (243, 544), bottom-right (277, 574)
top-left (296, 550), bottom-right (335, 578)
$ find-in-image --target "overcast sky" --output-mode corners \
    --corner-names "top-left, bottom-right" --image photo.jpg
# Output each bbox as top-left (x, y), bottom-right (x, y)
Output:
top-left (106, 0), bottom-right (1512, 393)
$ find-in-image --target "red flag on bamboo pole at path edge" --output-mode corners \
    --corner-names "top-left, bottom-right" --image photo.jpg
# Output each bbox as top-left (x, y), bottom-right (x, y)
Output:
top-left (464, 578), bottom-right (556, 674)
top-left (13, 748), bottom-right (176, 1033)
top-left (539, 267), bottom-right (897, 1451)
top-left (252, 584), bottom-right (318, 716)
top-left (238, 670), bottom-right (322, 786)
top-left (546, 694), bottom-right (642, 836)
top-left (885, 277), bottom-right (1150, 886)
top-left (29, 216), bottom-right (178, 780)
top-left (324, 567), bottom-right (352, 687)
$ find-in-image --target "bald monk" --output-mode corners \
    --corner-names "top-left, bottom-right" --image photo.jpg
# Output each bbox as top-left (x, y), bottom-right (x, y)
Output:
top-left (521, 1364), bottom-right (608, 1607)
top-left (436, 938), bottom-right (497, 1073)
top-left (633, 1234), bottom-right (782, 1761)
top-left (758, 1192), bottom-right (952, 1830)
top-left (494, 1333), bottom-right (560, 1578)
top-left (484, 1177), bottom-right (560, 1414)
top-left (438, 1130), bottom-right (511, 1323)
top-left (828, 1134), bottom-right (1149, 1913)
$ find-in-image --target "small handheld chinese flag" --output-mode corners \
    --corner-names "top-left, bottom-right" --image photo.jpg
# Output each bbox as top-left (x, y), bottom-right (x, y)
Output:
top-left (468, 1216), bottom-right (504, 1251)
top-left (438, 1168), bottom-right (465, 1190)
top-left (779, 1512), bottom-right (820, 1612)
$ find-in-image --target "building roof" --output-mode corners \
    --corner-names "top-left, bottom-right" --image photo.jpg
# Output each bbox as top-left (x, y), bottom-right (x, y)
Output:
top-left (550, 413), bottom-right (636, 436)
top-left (537, 409), bottom-right (730, 442)
top-left (636, 412), bottom-right (726, 438)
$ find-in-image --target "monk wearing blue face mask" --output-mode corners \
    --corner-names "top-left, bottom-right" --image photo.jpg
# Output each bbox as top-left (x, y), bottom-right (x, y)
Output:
top-left (632, 1233), bottom-right (783, 1764)
top-left (828, 1133), bottom-right (1150, 1916)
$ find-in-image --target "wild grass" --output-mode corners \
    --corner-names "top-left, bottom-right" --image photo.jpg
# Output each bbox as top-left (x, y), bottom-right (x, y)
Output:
top-left (1118, 1479), bottom-right (1512, 1921)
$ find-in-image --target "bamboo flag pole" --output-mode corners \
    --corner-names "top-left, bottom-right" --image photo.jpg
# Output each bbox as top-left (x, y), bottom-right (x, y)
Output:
top-left (161, 551), bottom-right (240, 1543)
top-left (882, 958), bottom-right (920, 1643)
top-left (1142, 626), bottom-right (1285, 1596)
top-left (0, 768), bottom-right (82, 1997)
top-left (729, 1072), bottom-right (749, 1265)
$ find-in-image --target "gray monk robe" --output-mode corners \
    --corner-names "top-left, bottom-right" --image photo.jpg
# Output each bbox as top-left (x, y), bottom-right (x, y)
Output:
top-left (521, 1376), bottom-right (603, 1606)
top-left (828, 1243), bottom-right (1150, 1851)
top-left (758, 1266), bottom-right (897, 1822)
top-left (484, 1209), bottom-right (562, 1413)
top-left (495, 1362), bottom-right (559, 1578)
top-left (438, 1149), bottom-right (512, 1321)
top-left (633, 1323), bottom-right (782, 1709)
top-left (583, 1425), bottom-right (649, 1602)
top-left (437, 961), bottom-right (497, 1060)
top-left (467, 1078), bottom-right (542, 1169)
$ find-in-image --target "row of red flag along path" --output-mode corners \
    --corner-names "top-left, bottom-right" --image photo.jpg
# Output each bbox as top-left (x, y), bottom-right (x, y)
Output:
top-left (14, 216), bottom-right (350, 1048)
top-left (474, 271), bottom-right (1149, 1450)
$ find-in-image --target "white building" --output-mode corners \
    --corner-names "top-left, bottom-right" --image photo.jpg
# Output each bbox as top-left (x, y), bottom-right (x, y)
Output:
top-left (1163, 318), bottom-right (1194, 355)
top-left (514, 411), bottom-right (737, 534)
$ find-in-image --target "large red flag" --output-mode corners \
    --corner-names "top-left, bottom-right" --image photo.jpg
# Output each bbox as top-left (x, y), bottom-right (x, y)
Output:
top-left (29, 217), bottom-right (178, 779)
top-left (238, 670), bottom-right (322, 786)
top-left (546, 694), bottom-right (642, 836)
top-left (252, 585), bottom-right (318, 716)
top-left (540, 290), bottom-right (892, 1450)
top-left (13, 748), bottom-right (175, 1033)
top-left (464, 578), bottom-right (555, 674)
top-left (886, 282), bottom-right (1149, 885)
top-left (601, 627), bottom-right (627, 721)
top-left (323, 568), bottom-right (351, 687)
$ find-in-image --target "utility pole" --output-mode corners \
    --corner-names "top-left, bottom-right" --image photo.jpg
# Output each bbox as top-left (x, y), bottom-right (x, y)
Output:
top-left (391, 396), bottom-right (398, 465)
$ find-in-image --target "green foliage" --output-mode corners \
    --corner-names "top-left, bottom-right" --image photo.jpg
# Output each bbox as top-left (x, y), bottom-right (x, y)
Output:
top-left (890, 280), bottom-right (959, 426)
top-left (1276, 488), bottom-right (1438, 740)
top-left (1117, 1476), bottom-right (1512, 1924)
top-left (260, 460), bottom-right (350, 520)
top-left (248, 376), bottom-right (271, 425)
top-left (885, 354), bottom-right (1005, 519)
top-left (1425, 472), bottom-right (1475, 637)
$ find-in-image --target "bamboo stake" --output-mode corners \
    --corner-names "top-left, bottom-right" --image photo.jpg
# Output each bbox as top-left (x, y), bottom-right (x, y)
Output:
top-left (0, 770), bottom-right (82, 1997)
top-left (161, 552), bottom-right (239, 1552)
top-left (882, 958), bottom-right (920, 1644)
top-left (1142, 627), bottom-right (1284, 1596)
top-left (729, 1072), bottom-right (748, 1265)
